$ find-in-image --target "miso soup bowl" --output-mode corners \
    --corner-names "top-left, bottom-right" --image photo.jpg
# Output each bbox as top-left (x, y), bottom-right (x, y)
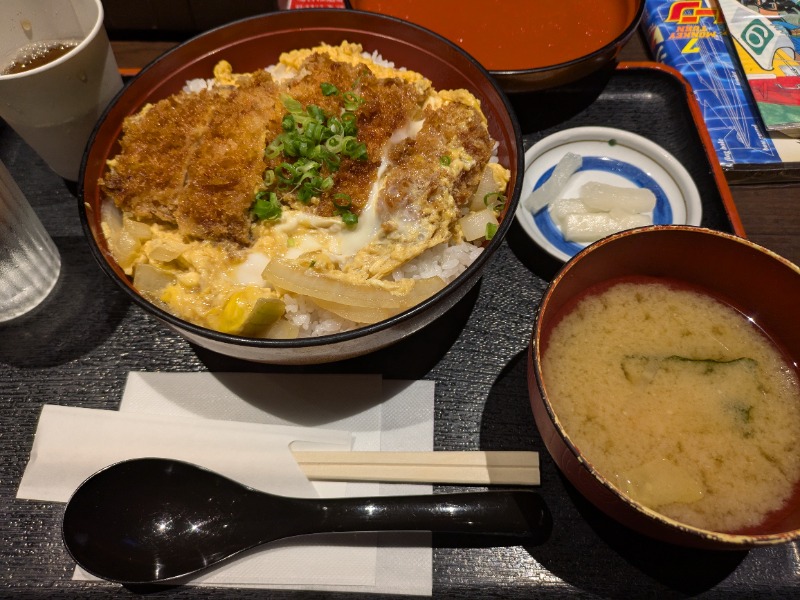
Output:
top-left (78, 9), bottom-right (523, 365)
top-left (528, 225), bottom-right (800, 549)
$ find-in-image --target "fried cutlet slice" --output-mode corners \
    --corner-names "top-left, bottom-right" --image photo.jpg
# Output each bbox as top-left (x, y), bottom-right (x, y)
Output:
top-left (425, 100), bottom-right (494, 207)
top-left (99, 88), bottom-right (220, 225)
top-left (175, 72), bottom-right (282, 245)
top-left (381, 100), bottom-right (492, 213)
top-left (102, 72), bottom-right (283, 245)
top-left (103, 53), bottom-right (434, 246)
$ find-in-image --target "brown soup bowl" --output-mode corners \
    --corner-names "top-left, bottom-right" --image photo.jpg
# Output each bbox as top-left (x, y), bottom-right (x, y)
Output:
top-left (528, 225), bottom-right (800, 548)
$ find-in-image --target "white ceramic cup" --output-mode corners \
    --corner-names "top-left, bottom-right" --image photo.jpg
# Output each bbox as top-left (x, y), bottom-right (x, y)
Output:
top-left (0, 160), bottom-right (61, 322)
top-left (0, 0), bottom-right (123, 181)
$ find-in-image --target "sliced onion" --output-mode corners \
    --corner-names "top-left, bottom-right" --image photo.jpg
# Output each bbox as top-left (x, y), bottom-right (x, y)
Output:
top-left (314, 279), bottom-right (445, 323)
top-left (123, 216), bottom-right (152, 242)
top-left (263, 258), bottom-right (445, 310)
top-left (115, 230), bottom-right (141, 271)
top-left (101, 200), bottom-right (123, 245)
top-left (468, 166), bottom-right (498, 211)
top-left (264, 318), bottom-right (300, 339)
top-left (459, 208), bottom-right (498, 242)
top-left (114, 217), bottom-right (152, 271)
top-left (133, 263), bottom-right (176, 296)
top-left (312, 298), bottom-right (399, 324)
top-left (147, 240), bottom-right (187, 263)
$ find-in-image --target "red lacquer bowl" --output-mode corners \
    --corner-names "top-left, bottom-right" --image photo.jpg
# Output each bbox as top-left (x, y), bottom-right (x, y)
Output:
top-left (528, 225), bottom-right (800, 548)
top-left (78, 9), bottom-right (523, 365)
top-left (347, 0), bottom-right (645, 92)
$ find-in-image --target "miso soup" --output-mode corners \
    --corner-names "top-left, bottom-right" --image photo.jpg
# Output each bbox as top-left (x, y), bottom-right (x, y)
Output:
top-left (542, 278), bottom-right (800, 532)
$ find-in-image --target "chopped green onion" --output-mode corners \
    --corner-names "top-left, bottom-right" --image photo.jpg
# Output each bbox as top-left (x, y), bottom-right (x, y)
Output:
top-left (297, 186), bottom-right (315, 203)
top-left (313, 147), bottom-right (340, 171)
top-left (333, 193), bottom-right (352, 209)
top-left (258, 90), bottom-right (368, 221)
top-left (295, 158), bottom-right (319, 173)
top-left (305, 121), bottom-right (325, 143)
top-left (325, 135), bottom-right (348, 153)
top-left (327, 116), bottom-right (344, 136)
top-left (321, 82), bottom-right (339, 96)
top-left (484, 192), bottom-right (506, 212)
top-left (281, 135), bottom-right (300, 157)
top-left (264, 139), bottom-right (283, 159)
top-left (333, 193), bottom-right (358, 226)
top-left (341, 112), bottom-right (357, 135)
top-left (339, 209), bottom-right (358, 227)
top-left (343, 139), bottom-right (367, 160)
top-left (485, 222), bottom-right (498, 240)
top-left (306, 104), bottom-right (325, 122)
top-left (281, 94), bottom-right (304, 114)
top-left (252, 191), bottom-right (282, 221)
top-left (281, 114), bottom-right (295, 131)
top-left (277, 162), bottom-right (299, 185)
top-left (440, 155), bottom-right (451, 166)
top-left (342, 91), bottom-right (365, 111)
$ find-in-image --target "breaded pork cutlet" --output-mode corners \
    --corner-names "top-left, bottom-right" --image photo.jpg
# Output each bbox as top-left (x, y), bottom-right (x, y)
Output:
top-left (101, 71), bottom-right (282, 245)
top-left (176, 72), bottom-right (282, 244)
top-left (275, 53), bottom-right (428, 217)
top-left (99, 89), bottom-right (217, 228)
top-left (101, 50), bottom-right (489, 258)
top-left (101, 53), bottom-right (429, 244)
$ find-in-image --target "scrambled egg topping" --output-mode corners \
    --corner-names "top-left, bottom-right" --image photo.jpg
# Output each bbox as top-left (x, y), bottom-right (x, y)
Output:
top-left (100, 42), bottom-right (510, 337)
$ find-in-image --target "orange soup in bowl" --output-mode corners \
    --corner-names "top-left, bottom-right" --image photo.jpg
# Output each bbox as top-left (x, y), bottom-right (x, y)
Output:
top-left (349, 0), bottom-right (641, 71)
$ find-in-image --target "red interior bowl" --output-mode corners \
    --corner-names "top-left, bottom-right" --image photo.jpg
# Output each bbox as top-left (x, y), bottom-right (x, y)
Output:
top-left (528, 225), bottom-right (800, 548)
top-left (78, 9), bottom-right (523, 365)
top-left (347, 0), bottom-right (645, 92)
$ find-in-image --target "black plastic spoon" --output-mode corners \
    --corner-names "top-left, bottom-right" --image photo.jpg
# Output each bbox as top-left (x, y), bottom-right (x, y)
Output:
top-left (62, 457), bottom-right (550, 585)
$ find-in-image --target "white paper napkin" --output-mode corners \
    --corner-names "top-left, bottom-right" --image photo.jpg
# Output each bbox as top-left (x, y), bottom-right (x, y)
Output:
top-left (19, 372), bottom-right (435, 595)
top-left (17, 404), bottom-right (352, 501)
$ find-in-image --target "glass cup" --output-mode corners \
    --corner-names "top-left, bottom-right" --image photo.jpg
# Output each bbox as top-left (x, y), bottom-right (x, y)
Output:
top-left (0, 160), bottom-right (61, 322)
top-left (0, 0), bottom-right (123, 181)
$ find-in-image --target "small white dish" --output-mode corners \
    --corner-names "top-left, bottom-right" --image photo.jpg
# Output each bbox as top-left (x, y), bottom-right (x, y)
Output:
top-left (516, 126), bottom-right (702, 263)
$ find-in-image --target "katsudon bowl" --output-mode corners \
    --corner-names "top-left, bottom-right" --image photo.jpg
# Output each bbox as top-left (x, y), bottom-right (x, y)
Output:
top-left (78, 9), bottom-right (523, 364)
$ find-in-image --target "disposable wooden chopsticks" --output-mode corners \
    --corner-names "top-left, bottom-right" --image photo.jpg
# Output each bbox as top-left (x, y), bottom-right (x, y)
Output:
top-left (291, 451), bottom-right (540, 485)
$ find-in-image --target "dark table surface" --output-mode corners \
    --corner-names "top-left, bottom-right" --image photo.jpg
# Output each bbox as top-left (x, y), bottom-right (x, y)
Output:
top-left (1, 26), bottom-right (799, 599)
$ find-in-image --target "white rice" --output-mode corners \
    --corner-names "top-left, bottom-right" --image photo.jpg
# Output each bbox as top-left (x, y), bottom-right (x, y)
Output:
top-left (264, 62), bottom-right (295, 84)
top-left (391, 242), bottom-right (483, 282)
top-left (282, 293), bottom-right (357, 336)
top-left (182, 78), bottom-right (216, 93)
